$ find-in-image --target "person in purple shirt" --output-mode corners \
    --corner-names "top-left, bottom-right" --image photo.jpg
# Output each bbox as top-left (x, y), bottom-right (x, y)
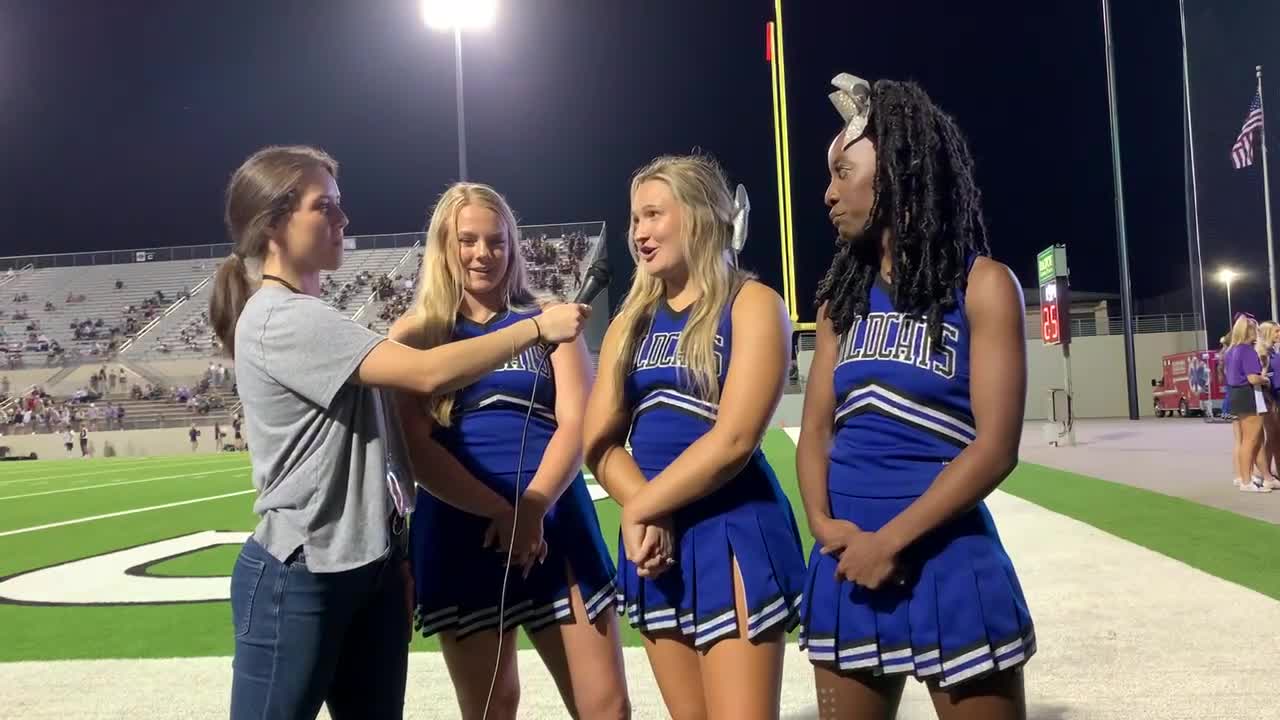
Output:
top-left (1222, 314), bottom-right (1274, 492)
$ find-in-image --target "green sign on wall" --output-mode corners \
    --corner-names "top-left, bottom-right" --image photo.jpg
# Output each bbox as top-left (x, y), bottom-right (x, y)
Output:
top-left (1037, 246), bottom-right (1057, 285)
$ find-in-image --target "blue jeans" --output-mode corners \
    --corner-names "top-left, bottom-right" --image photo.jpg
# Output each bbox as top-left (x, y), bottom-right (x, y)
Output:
top-left (229, 537), bottom-right (410, 720)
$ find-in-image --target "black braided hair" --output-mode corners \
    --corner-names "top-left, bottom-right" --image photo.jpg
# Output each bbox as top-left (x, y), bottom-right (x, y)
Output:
top-left (814, 80), bottom-right (991, 344)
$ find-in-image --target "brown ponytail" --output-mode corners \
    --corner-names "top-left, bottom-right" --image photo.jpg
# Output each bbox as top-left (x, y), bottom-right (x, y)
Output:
top-left (210, 254), bottom-right (253, 358)
top-left (209, 145), bottom-right (338, 358)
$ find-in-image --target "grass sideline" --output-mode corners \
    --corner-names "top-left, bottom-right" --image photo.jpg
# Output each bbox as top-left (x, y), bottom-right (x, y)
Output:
top-left (1, 431), bottom-right (1276, 661)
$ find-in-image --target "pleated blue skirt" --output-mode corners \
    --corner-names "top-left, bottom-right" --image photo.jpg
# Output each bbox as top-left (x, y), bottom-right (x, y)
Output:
top-left (798, 492), bottom-right (1035, 688)
top-left (410, 474), bottom-right (616, 640)
top-left (616, 460), bottom-right (807, 649)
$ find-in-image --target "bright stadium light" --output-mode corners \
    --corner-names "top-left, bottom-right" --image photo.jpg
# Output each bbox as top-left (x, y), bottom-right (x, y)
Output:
top-left (420, 0), bottom-right (498, 181)
top-left (1216, 268), bottom-right (1239, 326)
top-left (420, 0), bottom-right (497, 31)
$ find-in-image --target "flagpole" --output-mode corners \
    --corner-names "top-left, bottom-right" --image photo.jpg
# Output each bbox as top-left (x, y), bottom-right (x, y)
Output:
top-left (1101, 0), bottom-right (1140, 420)
top-left (1259, 65), bottom-right (1277, 321)
top-left (1178, 0), bottom-right (1209, 353)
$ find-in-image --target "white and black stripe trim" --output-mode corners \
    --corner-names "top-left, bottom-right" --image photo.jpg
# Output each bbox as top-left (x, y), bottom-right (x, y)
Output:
top-left (468, 392), bottom-right (557, 423)
top-left (798, 627), bottom-right (1035, 685)
top-left (619, 593), bottom-right (803, 648)
top-left (414, 577), bottom-right (618, 640)
top-left (835, 383), bottom-right (975, 448)
top-left (631, 386), bottom-right (719, 424)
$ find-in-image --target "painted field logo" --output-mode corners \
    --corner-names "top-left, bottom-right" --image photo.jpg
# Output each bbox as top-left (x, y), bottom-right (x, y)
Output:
top-left (0, 531), bottom-right (249, 606)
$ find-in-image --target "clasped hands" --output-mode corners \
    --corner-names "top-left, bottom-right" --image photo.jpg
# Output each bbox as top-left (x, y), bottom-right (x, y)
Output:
top-left (620, 504), bottom-right (676, 579)
top-left (483, 494), bottom-right (550, 579)
top-left (813, 517), bottom-right (906, 591)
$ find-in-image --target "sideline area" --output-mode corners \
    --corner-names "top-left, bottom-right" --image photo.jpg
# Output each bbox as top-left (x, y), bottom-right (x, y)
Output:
top-left (2, 422), bottom-right (1276, 718)
top-left (4, 491), bottom-right (1276, 718)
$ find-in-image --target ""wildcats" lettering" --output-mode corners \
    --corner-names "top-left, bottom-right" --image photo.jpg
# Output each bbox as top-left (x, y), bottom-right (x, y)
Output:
top-left (632, 331), bottom-right (725, 377)
top-left (836, 312), bottom-right (960, 380)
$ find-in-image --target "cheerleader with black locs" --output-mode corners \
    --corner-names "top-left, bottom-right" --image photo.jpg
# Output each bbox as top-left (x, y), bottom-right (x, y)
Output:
top-left (797, 75), bottom-right (1035, 719)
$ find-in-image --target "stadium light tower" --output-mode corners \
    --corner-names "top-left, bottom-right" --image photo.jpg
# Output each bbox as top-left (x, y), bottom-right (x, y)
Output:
top-left (421, 0), bottom-right (497, 182)
top-left (1216, 267), bottom-right (1239, 327)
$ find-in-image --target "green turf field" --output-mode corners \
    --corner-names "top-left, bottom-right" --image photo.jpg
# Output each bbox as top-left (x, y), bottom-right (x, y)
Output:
top-left (2, 429), bottom-right (1277, 662)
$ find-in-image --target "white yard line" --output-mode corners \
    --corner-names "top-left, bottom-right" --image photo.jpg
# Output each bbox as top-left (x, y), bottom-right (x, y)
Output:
top-left (0, 455), bottom-right (242, 486)
top-left (0, 490), bottom-right (255, 538)
top-left (0, 468), bottom-right (245, 501)
top-left (783, 426), bottom-right (801, 446)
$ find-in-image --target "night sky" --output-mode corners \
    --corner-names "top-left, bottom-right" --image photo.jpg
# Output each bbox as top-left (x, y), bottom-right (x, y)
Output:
top-left (1, 0), bottom-right (1272, 333)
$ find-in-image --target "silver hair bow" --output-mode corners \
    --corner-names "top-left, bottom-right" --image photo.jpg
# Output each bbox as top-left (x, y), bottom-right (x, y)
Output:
top-left (830, 73), bottom-right (872, 148)
top-left (731, 183), bottom-right (750, 256)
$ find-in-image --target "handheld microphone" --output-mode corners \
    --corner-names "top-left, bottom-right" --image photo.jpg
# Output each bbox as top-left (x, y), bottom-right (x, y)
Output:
top-left (540, 258), bottom-right (610, 361)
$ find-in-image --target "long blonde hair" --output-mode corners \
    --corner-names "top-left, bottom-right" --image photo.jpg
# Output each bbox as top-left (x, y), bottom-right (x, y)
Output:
top-left (611, 154), bottom-right (752, 403)
top-left (1257, 320), bottom-right (1278, 359)
top-left (1230, 315), bottom-right (1258, 348)
top-left (412, 183), bottom-right (538, 425)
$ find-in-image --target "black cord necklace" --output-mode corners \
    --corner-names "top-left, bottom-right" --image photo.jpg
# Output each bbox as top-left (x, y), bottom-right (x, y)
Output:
top-left (261, 274), bottom-right (303, 295)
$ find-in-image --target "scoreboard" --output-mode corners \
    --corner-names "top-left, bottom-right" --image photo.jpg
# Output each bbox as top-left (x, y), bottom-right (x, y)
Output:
top-left (1037, 245), bottom-right (1070, 347)
top-left (1039, 278), bottom-right (1070, 345)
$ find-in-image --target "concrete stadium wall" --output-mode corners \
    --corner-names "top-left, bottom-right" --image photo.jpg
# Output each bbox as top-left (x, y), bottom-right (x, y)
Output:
top-left (131, 358), bottom-right (231, 380)
top-left (1, 367), bottom-right (60, 392)
top-left (792, 330), bottom-right (1203, 423)
top-left (0, 424), bottom-right (234, 459)
top-left (1025, 331), bottom-right (1201, 420)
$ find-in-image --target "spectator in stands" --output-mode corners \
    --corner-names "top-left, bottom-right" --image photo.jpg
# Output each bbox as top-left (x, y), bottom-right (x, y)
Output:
top-left (1, 375), bottom-right (9, 397)
top-left (115, 279), bottom-right (124, 290)
top-left (210, 145), bottom-right (588, 719)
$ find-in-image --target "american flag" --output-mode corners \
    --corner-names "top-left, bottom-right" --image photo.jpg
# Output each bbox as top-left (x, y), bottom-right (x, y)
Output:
top-left (1232, 90), bottom-right (1264, 169)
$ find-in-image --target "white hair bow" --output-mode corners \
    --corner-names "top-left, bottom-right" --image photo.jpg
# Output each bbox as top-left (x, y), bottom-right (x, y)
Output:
top-left (830, 73), bottom-right (872, 148)
top-left (731, 183), bottom-right (750, 256)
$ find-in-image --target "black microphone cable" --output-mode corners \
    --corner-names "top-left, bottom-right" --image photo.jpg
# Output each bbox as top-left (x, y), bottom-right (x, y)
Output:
top-left (480, 259), bottom-right (609, 720)
top-left (480, 348), bottom-right (544, 720)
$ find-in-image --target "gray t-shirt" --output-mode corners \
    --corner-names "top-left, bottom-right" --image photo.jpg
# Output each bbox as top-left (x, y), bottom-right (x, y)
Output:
top-left (235, 285), bottom-right (391, 573)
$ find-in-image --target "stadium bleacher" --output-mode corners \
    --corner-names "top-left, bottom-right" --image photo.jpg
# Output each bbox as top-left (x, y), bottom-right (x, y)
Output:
top-left (0, 226), bottom-right (604, 436)
top-left (2, 259), bottom-right (214, 367)
top-left (137, 247), bottom-right (411, 359)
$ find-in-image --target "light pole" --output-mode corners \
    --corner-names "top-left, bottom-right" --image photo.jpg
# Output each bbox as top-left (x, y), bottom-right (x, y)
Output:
top-left (420, 0), bottom-right (498, 182)
top-left (1216, 268), bottom-right (1238, 328)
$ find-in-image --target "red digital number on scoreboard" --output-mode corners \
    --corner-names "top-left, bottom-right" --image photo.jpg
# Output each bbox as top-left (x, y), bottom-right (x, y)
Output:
top-left (1041, 303), bottom-right (1060, 345)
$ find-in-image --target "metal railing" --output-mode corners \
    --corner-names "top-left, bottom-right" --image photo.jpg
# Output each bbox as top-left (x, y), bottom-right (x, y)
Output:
top-left (0, 263), bottom-right (33, 287)
top-left (351, 242), bottom-right (421, 324)
top-left (1025, 313), bottom-right (1202, 340)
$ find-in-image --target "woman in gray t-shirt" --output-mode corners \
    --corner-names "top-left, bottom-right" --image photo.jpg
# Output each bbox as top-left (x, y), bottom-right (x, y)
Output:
top-left (210, 145), bottom-right (589, 720)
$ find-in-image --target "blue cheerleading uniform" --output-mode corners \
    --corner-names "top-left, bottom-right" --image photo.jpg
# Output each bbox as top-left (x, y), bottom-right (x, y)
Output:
top-left (616, 283), bottom-right (807, 648)
top-left (798, 261), bottom-right (1036, 688)
top-left (410, 308), bottom-right (616, 640)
